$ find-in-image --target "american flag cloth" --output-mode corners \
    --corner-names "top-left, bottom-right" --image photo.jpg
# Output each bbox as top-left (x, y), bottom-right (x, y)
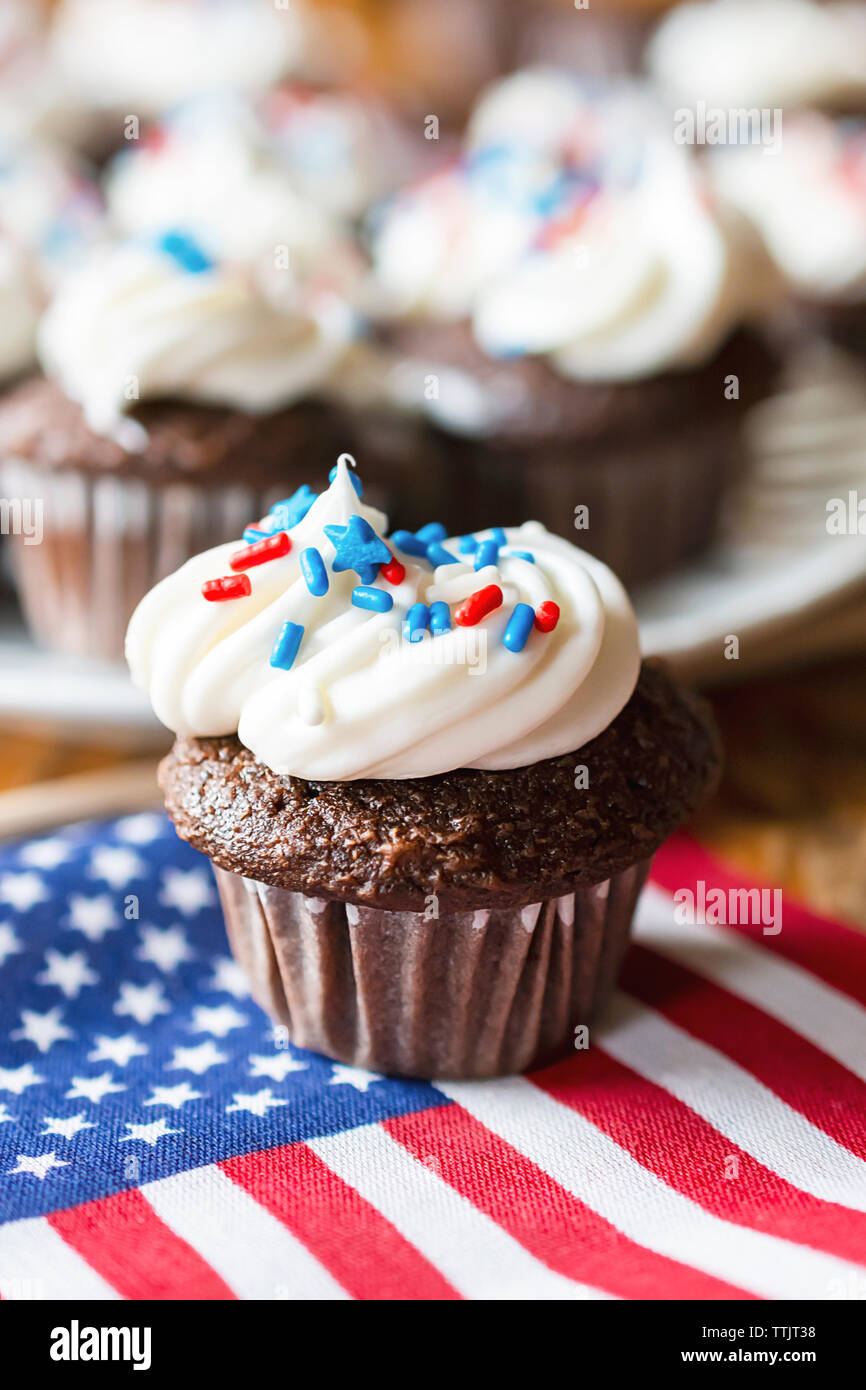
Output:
top-left (0, 812), bottom-right (864, 1302)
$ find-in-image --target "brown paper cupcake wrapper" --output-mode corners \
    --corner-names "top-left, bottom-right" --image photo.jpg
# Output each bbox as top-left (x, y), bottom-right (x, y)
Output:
top-left (451, 417), bottom-right (741, 591)
top-left (1, 458), bottom-right (284, 662)
top-left (212, 857), bottom-right (652, 1079)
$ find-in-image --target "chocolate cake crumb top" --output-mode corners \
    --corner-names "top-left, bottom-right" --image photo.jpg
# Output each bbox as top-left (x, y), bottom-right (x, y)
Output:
top-left (160, 661), bottom-right (721, 910)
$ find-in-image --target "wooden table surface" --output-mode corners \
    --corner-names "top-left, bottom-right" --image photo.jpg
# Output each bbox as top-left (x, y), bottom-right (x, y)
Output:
top-left (2, 652), bottom-right (864, 930)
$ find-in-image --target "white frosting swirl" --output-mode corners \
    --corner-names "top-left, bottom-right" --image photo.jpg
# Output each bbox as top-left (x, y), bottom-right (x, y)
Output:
top-left (38, 239), bottom-right (355, 442)
top-left (714, 114), bottom-right (866, 302)
top-left (647, 0), bottom-right (866, 113)
top-left (372, 69), bottom-right (776, 386)
top-left (51, 0), bottom-right (311, 116)
top-left (126, 459), bottom-right (640, 780)
top-left (105, 95), bottom-right (339, 270)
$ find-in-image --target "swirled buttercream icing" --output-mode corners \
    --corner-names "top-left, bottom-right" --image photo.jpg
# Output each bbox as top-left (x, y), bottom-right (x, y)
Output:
top-left (371, 69), bottom-right (776, 387)
top-left (38, 236), bottom-right (356, 443)
top-left (126, 457), bottom-right (640, 780)
top-left (51, 0), bottom-right (312, 116)
top-left (714, 113), bottom-right (866, 302)
top-left (646, 0), bottom-right (866, 113)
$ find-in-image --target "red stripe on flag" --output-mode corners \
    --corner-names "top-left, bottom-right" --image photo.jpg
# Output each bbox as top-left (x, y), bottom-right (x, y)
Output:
top-left (622, 944), bottom-right (866, 1161)
top-left (49, 1189), bottom-right (235, 1300)
top-left (532, 1050), bottom-right (866, 1267)
top-left (651, 834), bottom-right (866, 1005)
top-left (220, 1142), bottom-right (460, 1301)
top-left (383, 1104), bottom-right (756, 1300)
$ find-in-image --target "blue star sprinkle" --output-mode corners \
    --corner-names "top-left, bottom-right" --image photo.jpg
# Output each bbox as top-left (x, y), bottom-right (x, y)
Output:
top-left (324, 514), bottom-right (391, 585)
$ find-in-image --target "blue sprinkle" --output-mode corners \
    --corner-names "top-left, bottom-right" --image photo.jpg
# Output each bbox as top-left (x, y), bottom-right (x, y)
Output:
top-left (503, 603), bottom-right (536, 654)
top-left (403, 602), bottom-right (430, 643)
top-left (300, 547), bottom-right (329, 597)
top-left (269, 484), bottom-right (317, 530)
top-left (506, 549), bottom-right (536, 564)
top-left (427, 542), bottom-right (459, 567)
top-left (329, 464), bottom-right (363, 497)
top-left (390, 530), bottom-right (429, 559)
top-left (324, 514), bottom-right (391, 585)
top-left (490, 527), bottom-right (507, 546)
top-left (429, 601), bottom-right (451, 635)
top-left (474, 539), bottom-right (500, 571)
top-left (416, 522), bottom-right (447, 543)
top-left (156, 229), bottom-right (213, 274)
top-left (351, 585), bottom-right (393, 613)
top-left (243, 527), bottom-right (268, 545)
top-left (458, 535), bottom-right (479, 555)
top-left (270, 620), bottom-right (304, 670)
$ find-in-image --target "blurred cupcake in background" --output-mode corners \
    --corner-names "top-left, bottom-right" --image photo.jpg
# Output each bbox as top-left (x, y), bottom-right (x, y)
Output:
top-left (646, 0), bottom-right (866, 117)
top-left (714, 113), bottom-right (866, 358)
top-left (104, 86), bottom-right (435, 250)
top-left (0, 228), bottom-right (364, 661)
top-left (367, 69), bottom-right (781, 588)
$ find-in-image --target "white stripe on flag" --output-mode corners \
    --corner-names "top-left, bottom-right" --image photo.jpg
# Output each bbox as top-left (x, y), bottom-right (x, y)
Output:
top-left (308, 1122), bottom-right (612, 1301)
top-left (599, 993), bottom-right (866, 1213)
top-left (436, 1077), bottom-right (865, 1301)
top-left (0, 1216), bottom-right (120, 1299)
top-left (635, 884), bottom-right (866, 1081)
top-left (141, 1163), bottom-right (348, 1301)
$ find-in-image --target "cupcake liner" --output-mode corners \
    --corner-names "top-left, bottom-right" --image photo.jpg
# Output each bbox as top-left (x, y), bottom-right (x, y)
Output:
top-left (452, 414), bottom-right (741, 590)
top-left (0, 457), bottom-right (285, 661)
top-left (212, 857), bottom-right (652, 1079)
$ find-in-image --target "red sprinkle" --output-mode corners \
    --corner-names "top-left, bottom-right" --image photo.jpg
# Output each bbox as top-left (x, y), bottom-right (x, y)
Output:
top-left (202, 574), bottom-right (252, 602)
top-left (380, 553), bottom-right (406, 585)
top-left (229, 531), bottom-right (291, 571)
top-left (454, 584), bottom-right (503, 627)
top-left (534, 601), bottom-right (560, 633)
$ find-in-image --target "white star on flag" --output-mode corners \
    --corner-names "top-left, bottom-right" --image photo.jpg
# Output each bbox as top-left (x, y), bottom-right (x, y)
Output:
top-left (88, 845), bottom-right (146, 890)
top-left (36, 949), bottom-right (98, 999)
top-left (119, 1117), bottom-right (181, 1146)
top-left (0, 872), bottom-right (49, 912)
top-left (7, 1150), bottom-right (69, 1179)
top-left (12, 1007), bottom-right (73, 1053)
top-left (207, 956), bottom-right (251, 998)
top-left (166, 1040), bottom-right (228, 1075)
top-left (329, 1064), bottom-right (384, 1092)
top-left (66, 894), bottom-right (119, 942)
top-left (88, 1034), bottom-right (148, 1068)
top-left (226, 1088), bottom-right (287, 1117)
top-left (41, 1113), bottom-right (96, 1141)
top-left (190, 1003), bottom-right (247, 1038)
top-left (0, 1102), bottom-right (15, 1123)
top-left (19, 837), bottom-right (73, 870)
top-left (65, 1072), bottom-right (125, 1104)
top-left (144, 1082), bottom-right (202, 1109)
top-left (115, 813), bottom-right (163, 844)
top-left (0, 922), bottom-right (22, 967)
top-left (0, 1062), bottom-right (45, 1095)
top-left (159, 867), bottom-right (213, 916)
top-left (136, 924), bottom-right (193, 973)
top-left (114, 980), bottom-right (170, 1026)
top-left (249, 1052), bottom-right (309, 1082)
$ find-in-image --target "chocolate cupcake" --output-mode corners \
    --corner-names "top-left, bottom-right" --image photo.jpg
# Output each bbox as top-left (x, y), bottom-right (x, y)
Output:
top-left (367, 70), bottom-right (780, 588)
top-left (0, 230), bottom-right (442, 661)
top-left (127, 458), bottom-right (720, 1079)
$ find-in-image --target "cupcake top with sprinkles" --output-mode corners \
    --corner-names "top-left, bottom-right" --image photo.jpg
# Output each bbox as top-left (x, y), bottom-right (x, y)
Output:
top-left (126, 457), bottom-right (640, 781)
top-left (371, 68), bottom-right (777, 384)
